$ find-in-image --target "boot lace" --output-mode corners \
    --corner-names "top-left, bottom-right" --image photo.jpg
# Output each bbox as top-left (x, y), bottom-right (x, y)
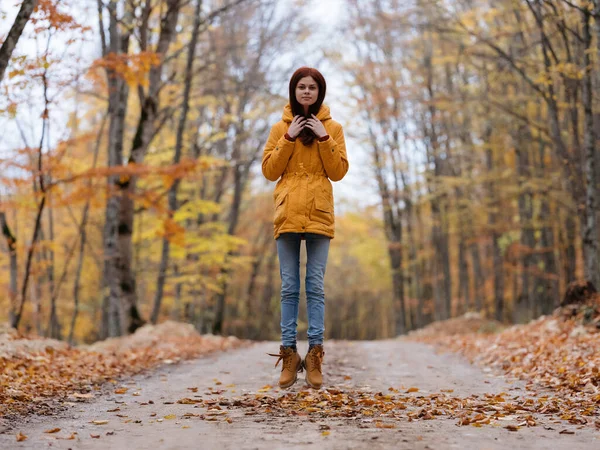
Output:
top-left (308, 348), bottom-right (323, 373)
top-left (268, 349), bottom-right (294, 370)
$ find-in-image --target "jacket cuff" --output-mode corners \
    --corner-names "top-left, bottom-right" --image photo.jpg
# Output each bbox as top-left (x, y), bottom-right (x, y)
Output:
top-left (318, 134), bottom-right (330, 142)
top-left (317, 136), bottom-right (336, 154)
top-left (277, 134), bottom-right (296, 154)
top-left (284, 133), bottom-right (296, 142)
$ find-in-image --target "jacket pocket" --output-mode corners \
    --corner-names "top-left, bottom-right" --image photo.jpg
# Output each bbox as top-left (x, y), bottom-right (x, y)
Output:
top-left (274, 190), bottom-right (289, 227)
top-left (311, 193), bottom-right (333, 226)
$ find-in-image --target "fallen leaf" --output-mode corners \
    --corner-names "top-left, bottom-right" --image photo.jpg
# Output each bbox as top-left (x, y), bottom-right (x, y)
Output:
top-left (57, 433), bottom-right (76, 440)
top-left (44, 428), bottom-right (61, 433)
top-left (90, 434), bottom-right (100, 438)
top-left (114, 388), bottom-right (128, 394)
top-left (406, 387), bottom-right (419, 393)
top-left (71, 393), bottom-right (94, 399)
top-left (559, 429), bottom-right (575, 435)
top-left (91, 420), bottom-right (108, 425)
top-left (177, 398), bottom-right (201, 404)
top-left (164, 414), bottom-right (176, 420)
top-left (16, 432), bottom-right (27, 442)
top-left (321, 431), bottom-right (330, 436)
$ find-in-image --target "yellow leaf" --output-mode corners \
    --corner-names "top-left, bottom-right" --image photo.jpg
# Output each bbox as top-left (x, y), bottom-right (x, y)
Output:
top-left (72, 392), bottom-right (94, 399)
top-left (44, 428), bottom-right (61, 433)
top-left (164, 414), bottom-right (176, 420)
top-left (58, 433), bottom-right (76, 440)
top-left (91, 420), bottom-right (108, 425)
top-left (8, 69), bottom-right (25, 79)
top-left (114, 388), bottom-right (128, 394)
top-left (406, 387), bottom-right (419, 393)
top-left (321, 431), bottom-right (330, 436)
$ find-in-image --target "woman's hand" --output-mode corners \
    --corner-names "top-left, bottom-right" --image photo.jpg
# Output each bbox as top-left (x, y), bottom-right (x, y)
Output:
top-left (288, 115), bottom-right (307, 139)
top-left (306, 114), bottom-right (327, 138)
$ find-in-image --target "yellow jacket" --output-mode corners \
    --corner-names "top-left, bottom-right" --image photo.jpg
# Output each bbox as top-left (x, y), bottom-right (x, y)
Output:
top-left (262, 103), bottom-right (349, 239)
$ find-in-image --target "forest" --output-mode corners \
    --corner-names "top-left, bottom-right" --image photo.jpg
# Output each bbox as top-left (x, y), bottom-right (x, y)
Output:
top-left (1, 0), bottom-right (600, 344)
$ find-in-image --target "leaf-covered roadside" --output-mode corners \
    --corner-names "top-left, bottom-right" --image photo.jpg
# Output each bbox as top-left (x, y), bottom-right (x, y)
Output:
top-left (407, 296), bottom-right (600, 429)
top-left (153, 383), bottom-right (599, 434)
top-left (0, 321), bottom-right (246, 420)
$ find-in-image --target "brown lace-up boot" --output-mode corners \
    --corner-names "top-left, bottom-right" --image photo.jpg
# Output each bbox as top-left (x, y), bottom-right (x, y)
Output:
top-left (268, 345), bottom-right (303, 388)
top-left (304, 344), bottom-right (324, 389)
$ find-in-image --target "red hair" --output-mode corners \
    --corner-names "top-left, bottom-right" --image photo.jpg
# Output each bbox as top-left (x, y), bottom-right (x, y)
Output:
top-left (289, 67), bottom-right (327, 146)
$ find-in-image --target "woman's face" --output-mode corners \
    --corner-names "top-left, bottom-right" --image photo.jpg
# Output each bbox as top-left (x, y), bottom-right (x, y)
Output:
top-left (295, 76), bottom-right (318, 109)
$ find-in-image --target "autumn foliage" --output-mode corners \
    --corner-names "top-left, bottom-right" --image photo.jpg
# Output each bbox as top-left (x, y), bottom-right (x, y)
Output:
top-left (0, 321), bottom-right (246, 419)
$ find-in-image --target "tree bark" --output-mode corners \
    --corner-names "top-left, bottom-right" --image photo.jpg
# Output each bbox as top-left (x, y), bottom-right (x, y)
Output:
top-left (259, 243), bottom-right (278, 340)
top-left (102, 0), bottom-right (181, 336)
top-left (487, 144), bottom-right (504, 322)
top-left (1, 212), bottom-right (18, 326)
top-left (580, 6), bottom-right (600, 288)
top-left (101, 0), bottom-right (134, 338)
top-left (69, 114), bottom-right (106, 344)
top-left (12, 77), bottom-right (49, 330)
top-left (152, 0), bottom-right (202, 324)
top-left (0, 0), bottom-right (38, 83)
top-left (514, 122), bottom-right (535, 323)
top-left (46, 190), bottom-right (60, 339)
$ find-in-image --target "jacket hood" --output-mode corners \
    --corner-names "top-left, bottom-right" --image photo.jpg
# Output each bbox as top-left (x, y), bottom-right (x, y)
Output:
top-left (282, 103), bottom-right (331, 123)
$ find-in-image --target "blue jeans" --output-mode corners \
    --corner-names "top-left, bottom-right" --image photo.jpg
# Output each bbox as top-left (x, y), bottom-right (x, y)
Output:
top-left (276, 232), bottom-right (331, 347)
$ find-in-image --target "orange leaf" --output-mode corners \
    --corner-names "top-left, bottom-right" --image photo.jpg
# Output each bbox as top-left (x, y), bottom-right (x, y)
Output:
top-left (16, 432), bottom-right (27, 442)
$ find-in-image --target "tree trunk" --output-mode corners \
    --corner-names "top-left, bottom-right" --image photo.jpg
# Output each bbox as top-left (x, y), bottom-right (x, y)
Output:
top-left (213, 162), bottom-right (247, 334)
top-left (46, 192), bottom-right (60, 339)
top-left (536, 195), bottom-right (559, 315)
top-left (100, 0), bottom-right (133, 338)
top-left (580, 7), bottom-right (600, 288)
top-left (152, 0), bottom-right (201, 324)
top-left (259, 243), bottom-right (278, 340)
top-left (484, 119), bottom-right (503, 321)
top-left (0, 212), bottom-right (18, 327)
top-left (457, 237), bottom-right (470, 314)
top-left (12, 88), bottom-right (49, 330)
top-left (562, 216), bottom-right (577, 283)
top-left (103, 0), bottom-right (181, 336)
top-left (0, 0), bottom-right (38, 83)
top-left (515, 123), bottom-right (535, 323)
top-left (405, 193), bottom-right (423, 328)
top-left (470, 241), bottom-right (484, 312)
top-left (247, 225), bottom-right (271, 302)
top-left (69, 114), bottom-right (105, 344)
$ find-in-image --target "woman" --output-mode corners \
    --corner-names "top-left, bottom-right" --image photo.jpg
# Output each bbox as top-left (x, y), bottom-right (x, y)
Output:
top-left (262, 67), bottom-right (349, 389)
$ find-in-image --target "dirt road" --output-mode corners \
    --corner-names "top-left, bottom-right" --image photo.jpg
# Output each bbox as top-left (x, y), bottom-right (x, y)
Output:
top-left (2, 340), bottom-right (598, 449)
